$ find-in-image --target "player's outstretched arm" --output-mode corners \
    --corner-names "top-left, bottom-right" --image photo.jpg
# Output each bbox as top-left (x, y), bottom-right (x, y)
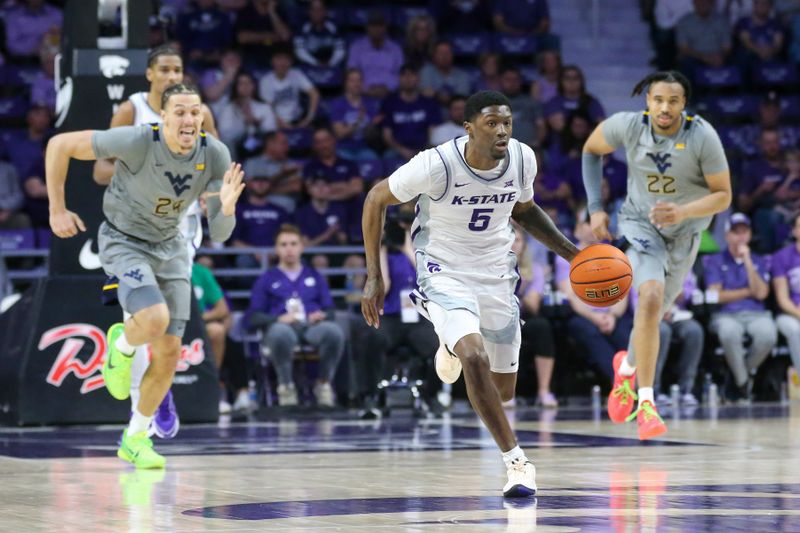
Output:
top-left (205, 162), bottom-right (245, 242)
top-left (582, 122), bottom-right (616, 240)
top-left (361, 179), bottom-right (403, 328)
top-left (46, 130), bottom-right (98, 238)
top-left (512, 200), bottom-right (579, 262)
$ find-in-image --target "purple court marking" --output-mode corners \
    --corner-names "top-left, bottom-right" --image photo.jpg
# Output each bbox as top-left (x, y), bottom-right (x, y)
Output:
top-left (0, 418), bottom-right (704, 459)
top-left (182, 484), bottom-right (800, 521)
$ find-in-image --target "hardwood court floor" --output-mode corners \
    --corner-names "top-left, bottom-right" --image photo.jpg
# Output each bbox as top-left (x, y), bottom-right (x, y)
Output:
top-left (0, 403), bottom-right (798, 532)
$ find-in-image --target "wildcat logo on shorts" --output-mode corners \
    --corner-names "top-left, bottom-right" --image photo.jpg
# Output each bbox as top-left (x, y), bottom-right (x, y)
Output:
top-left (584, 285), bottom-right (621, 300)
top-left (40, 323), bottom-right (207, 394)
top-left (427, 261), bottom-right (442, 273)
top-left (123, 268), bottom-right (143, 282)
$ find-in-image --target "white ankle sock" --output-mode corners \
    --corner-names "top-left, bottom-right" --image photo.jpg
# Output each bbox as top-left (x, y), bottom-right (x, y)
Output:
top-left (619, 355), bottom-right (636, 376)
top-left (502, 445), bottom-right (526, 468)
top-left (638, 387), bottom-right (654, 407)
top-left (115, 332), bottom-right (136, 357)
top-left (127, 408), bottom-right (152, 436)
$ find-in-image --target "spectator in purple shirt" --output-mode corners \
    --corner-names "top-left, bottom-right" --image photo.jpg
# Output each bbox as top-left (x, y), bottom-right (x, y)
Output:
top-left (735, 0), bottom-right (786, 68)
top-left (3, 105), bottom-right (51, 181)
top-left (492, 0), bottom-right (559, 50)
top-left (704, 213), bottom-right (777, 403)
top-left (565, 154), bottom-right (627, 205)
top-left (381, 64), bottom-right (441, 161)
top-left (329, 69), bottom-right (382, 161)
top-left (558, 213), bottom-right (632, 378)
top-left (738, 92), bottom-right (799, 157)
top-left (30, 40), bottom-right (57, 109)
top-left (303, 128), bottom-right (365, 242)
top-left (738, 127), bottom-right (786, 252)
top-left (543, 65), bottom-right (605, 135)
top-left (295, 176), bottom-right (348, 252)
top-left (346, 10), bottom-right (404, 99)
top-left (772, 213), bottom-right (800, 379)
top-left (2, 0), bottom-right (62, 64)
top-left (533, 151), bottom-right (574, 229)
top-left (230, 175), bottom-right (291, 268)
top-left (245, 224), bottom-right (345, 407)
top-left (546, 109), bottom-right (594, 173)
top-left (176, 0), bottom-right (234, 67)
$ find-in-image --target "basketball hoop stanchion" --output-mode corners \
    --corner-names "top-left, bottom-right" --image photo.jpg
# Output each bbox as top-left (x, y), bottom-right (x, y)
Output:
top-left (0, 0), bottom-right (219, 426)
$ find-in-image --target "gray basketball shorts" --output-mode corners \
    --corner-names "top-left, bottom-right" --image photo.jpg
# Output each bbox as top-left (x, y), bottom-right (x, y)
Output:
top-left (620, 217), bottom-right (700, 316)
top-left (97, 222), bottom-right (190, 337)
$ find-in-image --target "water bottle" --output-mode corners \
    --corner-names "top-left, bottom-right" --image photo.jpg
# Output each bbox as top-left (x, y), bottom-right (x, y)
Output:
top-left (591, 385), bottom-right (601, 410)
top-left (702, 373), bottom-right (712, 404)
top-left (670, 384), bottom-right (680, 407)
top-left (286, 293), bottom-right (307, 323)
top-left (708, 383), bottom-right (719, 407)
top-left (248, 379), bottom-right (258, 407)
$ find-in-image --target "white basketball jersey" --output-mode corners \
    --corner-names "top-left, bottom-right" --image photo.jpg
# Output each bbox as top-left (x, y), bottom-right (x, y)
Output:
top-left (129, 92), bottom-right (162, 126)
top-left (129, 91), bottom-right (203, 255)
top-left (388, 136), bottom-right (536, 277)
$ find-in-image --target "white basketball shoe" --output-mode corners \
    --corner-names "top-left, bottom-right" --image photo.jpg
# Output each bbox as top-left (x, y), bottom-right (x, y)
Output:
top-left (434, 343), bottom-right (462, 384)
top-left (503, 458), bottom-right (537, 498)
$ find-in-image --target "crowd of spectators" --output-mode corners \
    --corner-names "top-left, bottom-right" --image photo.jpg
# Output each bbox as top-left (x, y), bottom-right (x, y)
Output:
top-left (2, 0), bottom-right (800, 411)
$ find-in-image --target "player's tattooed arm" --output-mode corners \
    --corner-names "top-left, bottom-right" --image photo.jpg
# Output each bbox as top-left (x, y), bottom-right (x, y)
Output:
top-left (512, 200), bottom-right (579, 262)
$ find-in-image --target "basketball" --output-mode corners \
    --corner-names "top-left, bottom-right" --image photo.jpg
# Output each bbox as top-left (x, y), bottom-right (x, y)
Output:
top-left (569, 243), bottom-right (632, 307)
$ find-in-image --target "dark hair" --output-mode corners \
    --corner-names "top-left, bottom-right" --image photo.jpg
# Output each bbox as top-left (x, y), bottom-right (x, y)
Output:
top-left (557, 65), bottom-right (586, 97)
top-left (271, 44), bottom-right (294, 59)
top-left (161, 83), bottom-right (201, 109)
top-left (560, 110), bottom-right (595, 155)
top-left (464, 91), bottom-right (512, 123)
top-left (631, 70), bottom-right (692, 103)
top-left (229, 70), bottom-right (261, 102)
top-left (761, 126), bottom-right (780, 137)
top-left (276, 223), bottom-right (303, 240)
top-left (147, 44), bottom-right (181, 67)
top-left (399, 63), bottom-right (419, 75)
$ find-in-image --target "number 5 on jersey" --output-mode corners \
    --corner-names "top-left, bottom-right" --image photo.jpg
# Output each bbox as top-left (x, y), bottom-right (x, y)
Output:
top-left (469, 208), bottom-right (494, 231)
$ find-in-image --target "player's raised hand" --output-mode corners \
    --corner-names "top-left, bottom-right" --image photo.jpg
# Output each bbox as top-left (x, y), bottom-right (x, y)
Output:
top-left (649, 201), bottom-right (686, 229)
top-left (361, 275), bottom-right (385, 328)
top-left (589, 211), bottom-right (612, 241)
top-left (50, 209), bottom-right (86, 238)
top-left (220, 162), bottom-right (245, 216)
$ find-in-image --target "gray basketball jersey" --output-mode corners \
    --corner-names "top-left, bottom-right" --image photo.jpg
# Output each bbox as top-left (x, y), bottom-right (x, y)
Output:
top-left (603, 111), bottom-right (728, 238)
top-left (92, 124), bottom-right (232, 242)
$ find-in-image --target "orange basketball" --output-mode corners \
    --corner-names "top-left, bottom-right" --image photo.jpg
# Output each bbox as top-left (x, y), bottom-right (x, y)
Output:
top-left (569, 243), bottom-right (632, 307)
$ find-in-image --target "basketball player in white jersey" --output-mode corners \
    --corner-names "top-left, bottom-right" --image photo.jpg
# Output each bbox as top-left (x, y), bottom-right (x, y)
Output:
top-left (93, 45), bottom-right (219, 439)
top-left (362, 91), bottom-right (579, 497)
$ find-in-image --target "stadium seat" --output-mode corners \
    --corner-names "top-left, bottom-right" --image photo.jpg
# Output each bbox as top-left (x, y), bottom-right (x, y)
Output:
top-left (0, 229), bottom-right (36, 251)
top-left (448, 33), bottom-right (491, 58)
top-left (780, 95), bottom-right (800, 121)
top-left (698, 95), bottom-right (757, 123)
top-left (693, 66), bottom-right (743, 91)
top-left (715, 125), bottom-right (755, 156)
top-left (35, 228), bottom-right (51, 249)
top-left (358, 158), bottom-right (384, 182)
top-left (301, 66), bottom-right (344, 90)
top-left (343, 5), bottom-right (392, 30)
top-left (751, 63), bottom-right (798, 89)
top-left (491, 33), bottom-right (537, 56)
top-left (0, 96), bottom-right (29, 121)
top-left (391, 6), bottom-right (429, 29)
top-left (382, 156), bottom-right (407, 176)
top-left (281, 127), bottom-right (314, 155)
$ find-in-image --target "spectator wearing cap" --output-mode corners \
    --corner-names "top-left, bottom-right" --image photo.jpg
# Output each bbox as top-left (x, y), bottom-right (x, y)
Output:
top-left (293, 0), bottom-right (346, 68)
top-left (329, 69), bottom-right (382, 161)
top-left (772, 213), bottom-right (800, 381)
top-left (675, 0), bottom-right (732, 73)
top-left (230, 173), bottom-right (292, 269)
top-left (303, 128), bottom-right (365, 243)
top-left (346, 10), bottom-right (404, 99)
top-left (734, 0), bottom-right (786, 69)
top-left (704, 213), bottom-right (777, 403)
top-left (3, 0), bottom-right (62, 64)
top-left (242, 131), bottom-right (303, 213)
top-left (492, 0), bottom-right (559, 51)
top-left (234, 0), bottom-right (292, 68)
top-left (430, 95), bottom-right (466, 146)
top-left (258, 46), bottom-right (320, 129)
top-left (738, 127), bottom-right (786, 252)
top-left (381, 64), bottom-right (441, 161)
top-left (419, 42), bottom-right (472, 107)
top-left (244, 224), bottom-right (345, 408)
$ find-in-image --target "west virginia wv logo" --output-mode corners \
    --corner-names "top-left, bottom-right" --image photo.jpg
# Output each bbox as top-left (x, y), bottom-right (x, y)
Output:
top-left (646, 152), bottom-right (672, 174)
top-left (165, 171), bottom-right (192, 195)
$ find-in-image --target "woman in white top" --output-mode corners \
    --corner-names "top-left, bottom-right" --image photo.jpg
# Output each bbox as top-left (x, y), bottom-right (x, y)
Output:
top-left (212, 71), bottom-right (278, 160)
